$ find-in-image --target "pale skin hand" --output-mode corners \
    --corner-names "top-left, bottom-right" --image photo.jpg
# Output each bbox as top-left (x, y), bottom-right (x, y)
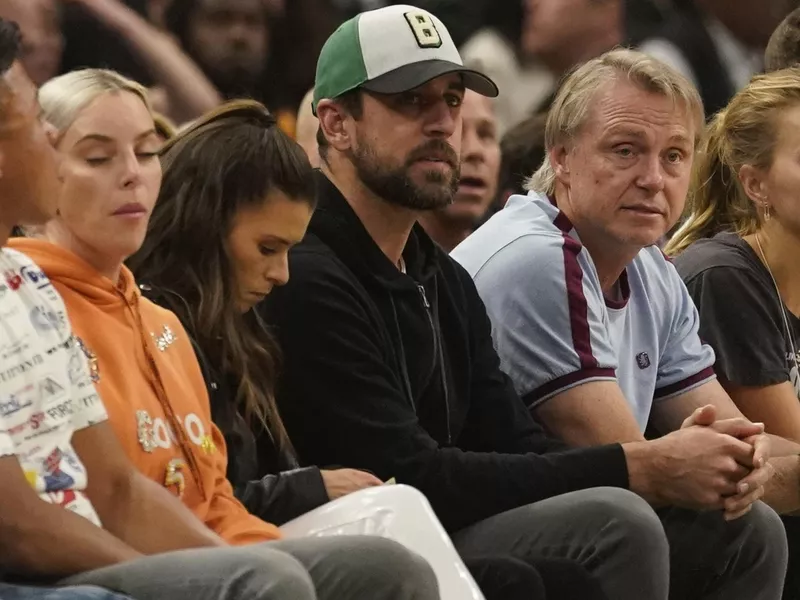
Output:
top-left (681, 405), bottom-right (773, 520)
top-left (633, 422), bottom-right (762, 515)
top-left (320, 469), bottom-right (383, 500)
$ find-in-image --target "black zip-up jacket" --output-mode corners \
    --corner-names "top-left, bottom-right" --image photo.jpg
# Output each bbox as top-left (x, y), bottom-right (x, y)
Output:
top-left (259, 172), bottom-right (629, 532)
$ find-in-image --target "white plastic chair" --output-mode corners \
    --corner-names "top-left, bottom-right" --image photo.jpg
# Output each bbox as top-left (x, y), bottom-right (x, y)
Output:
top-left (280, 484), bottom-right (485, 600)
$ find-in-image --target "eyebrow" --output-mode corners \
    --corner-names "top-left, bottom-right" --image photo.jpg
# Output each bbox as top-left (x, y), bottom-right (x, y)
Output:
top-left (606, 128), bottom-right (692, 145)
top-left (259, 234), bottom-right (294, 246)
top-left (75, 128), bottom-right (159, 145)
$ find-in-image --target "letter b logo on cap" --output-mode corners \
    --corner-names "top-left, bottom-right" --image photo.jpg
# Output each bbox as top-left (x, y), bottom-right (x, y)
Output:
top-left (404, 11), bottom-right (442, 48)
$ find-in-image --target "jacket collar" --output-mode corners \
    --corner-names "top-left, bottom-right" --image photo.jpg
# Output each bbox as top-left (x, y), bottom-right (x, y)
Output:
top-left (310, 171), bottom-right (441, 291)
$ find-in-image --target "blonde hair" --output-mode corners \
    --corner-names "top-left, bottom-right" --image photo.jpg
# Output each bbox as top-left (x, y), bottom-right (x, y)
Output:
top-left (665, 67), bottom-right (800, 257)
top-left (525, 48), bottom-right (704, 195)
top-left (39, 68), bottom-right (151, 136)
top-left (153, 112), bottom-right (177, 140)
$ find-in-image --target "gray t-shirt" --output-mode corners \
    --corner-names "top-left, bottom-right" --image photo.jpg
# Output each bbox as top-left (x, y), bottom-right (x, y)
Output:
top-left (451, 192), bottom-right (716, 432)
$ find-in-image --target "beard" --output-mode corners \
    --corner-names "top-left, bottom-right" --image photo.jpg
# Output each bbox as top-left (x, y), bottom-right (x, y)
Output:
top-left (348, 135), bottom-right (460, 211)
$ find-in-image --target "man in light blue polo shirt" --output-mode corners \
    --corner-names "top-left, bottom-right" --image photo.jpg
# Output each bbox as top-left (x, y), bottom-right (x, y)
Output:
top-left (453, 47), bottom-right (790, 600)
top-left (453, 186), bottom-right (715, 431)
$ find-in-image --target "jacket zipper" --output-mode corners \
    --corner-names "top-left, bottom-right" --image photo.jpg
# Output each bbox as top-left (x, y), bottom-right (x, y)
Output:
top-left (417, 284), bottom-right (452, 445)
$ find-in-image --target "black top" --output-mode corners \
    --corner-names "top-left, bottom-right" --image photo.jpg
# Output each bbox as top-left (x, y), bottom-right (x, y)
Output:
top-left (143, 286), bottom-right (329, 526)
top-left (675, 232), bottom-right (800, 392)
top-left (258, 171), bottom-right (629, 533)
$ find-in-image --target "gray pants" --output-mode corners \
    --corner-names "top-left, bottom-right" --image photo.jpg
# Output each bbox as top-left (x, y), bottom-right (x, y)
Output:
top-left (0, 585), bottom-right (130, 600)
top-left (60, 536), bottom-right (438, 600)
top-left (452, 487), bottom-right (788, 600)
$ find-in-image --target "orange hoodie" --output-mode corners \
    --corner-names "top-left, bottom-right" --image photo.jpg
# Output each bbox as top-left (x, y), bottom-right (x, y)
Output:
top-left (10, 238), bottom-right (280, 545)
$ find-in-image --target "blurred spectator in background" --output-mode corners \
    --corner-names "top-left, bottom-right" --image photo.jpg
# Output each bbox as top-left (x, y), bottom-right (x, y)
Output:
top-left (493, 113), bottom-right (547, 211)
top-left (460, 0), bottom-right (551, 135)
top-left (0, 0), bottom-right (221, 124)
top-left (521, 0), bottom-right (623, 100)
top-left (766, 7), bottom-right (800, 72)
top-left (165, 0), bottom-right (269, 104)
top-left (59, 0), bottom-right (151, 85)
top-left (0, 0), bottom-right (62, 85)
top-left (640, 0), bottom-right (794, 118)
top-left (270, 0), bottom-right (341, 133)
top-left (420, 91), bottom-right (501, 252)
top-left (295, 88), bottom-right (319, 168)
top-left (461, 0), bottom-right (625, 134)
top-left (164, 0), bottom-right (339, 133)
top-left (624, 0), bottom-right (673, 46)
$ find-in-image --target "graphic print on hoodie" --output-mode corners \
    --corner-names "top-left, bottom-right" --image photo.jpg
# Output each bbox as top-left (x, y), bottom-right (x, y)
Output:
top-left (10, 238), bottom-right (280, 545)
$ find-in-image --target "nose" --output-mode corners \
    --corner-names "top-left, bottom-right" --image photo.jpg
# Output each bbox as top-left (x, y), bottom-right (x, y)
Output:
top-left (121, 149), bottom-right (142, 189)
top-left (461, 127), bottom-right (484, 165)
top-left (226, 21), bottom-right (251, 45)
top-left (423, 99), bottom-right (458, 139)
top-left (268, 253), bottom-right (290, 287)
top-left (636, 154), bottom-right (665, 194)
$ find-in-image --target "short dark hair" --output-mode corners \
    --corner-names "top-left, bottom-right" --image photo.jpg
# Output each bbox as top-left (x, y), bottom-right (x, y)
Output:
top-left (316, 89), bottom-right (363, 163)
top-left (497, 113), bottom-right (548, 199)
top-left (766, 7), bottom-right (800, 71)
top-left (0, 19), bottom-right (21, 77)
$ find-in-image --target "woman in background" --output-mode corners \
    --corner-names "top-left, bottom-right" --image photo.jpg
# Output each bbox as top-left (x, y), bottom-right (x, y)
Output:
top-left (130, 99), bottom-right (383, 523)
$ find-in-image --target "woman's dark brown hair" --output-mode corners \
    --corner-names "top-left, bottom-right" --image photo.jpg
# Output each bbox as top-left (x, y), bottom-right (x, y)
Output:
top-left (129, 99), bottom-right (316, 450)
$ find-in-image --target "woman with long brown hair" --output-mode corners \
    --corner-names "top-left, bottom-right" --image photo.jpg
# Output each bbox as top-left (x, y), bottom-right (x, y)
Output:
top-left (666, 67), bottom-right (800, 599)
top-left (129, 99), bottom-right (383, 523)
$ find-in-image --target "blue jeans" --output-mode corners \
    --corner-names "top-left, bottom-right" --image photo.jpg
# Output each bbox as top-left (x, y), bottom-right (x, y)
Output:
top-left (0, 584), bottom-right (130, 600)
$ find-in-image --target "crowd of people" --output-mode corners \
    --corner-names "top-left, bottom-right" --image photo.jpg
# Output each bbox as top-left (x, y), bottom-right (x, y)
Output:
top-left (3, 0), bottom-right (800, 599)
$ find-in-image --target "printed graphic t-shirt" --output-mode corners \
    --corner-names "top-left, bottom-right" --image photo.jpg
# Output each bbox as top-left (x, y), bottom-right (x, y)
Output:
top-left (0, 248), bottom-right (107, 525)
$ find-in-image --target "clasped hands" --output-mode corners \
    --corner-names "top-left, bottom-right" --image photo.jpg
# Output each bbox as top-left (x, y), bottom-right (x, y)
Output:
top-left (680, 404), bottom-right (773, 520)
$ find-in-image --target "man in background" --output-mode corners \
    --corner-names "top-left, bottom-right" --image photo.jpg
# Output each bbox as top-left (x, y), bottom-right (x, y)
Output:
top-left (419, 90), bottom-right (500, 251)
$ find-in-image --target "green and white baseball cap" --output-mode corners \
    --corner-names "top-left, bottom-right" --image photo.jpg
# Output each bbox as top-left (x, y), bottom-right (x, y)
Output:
top-left (313, 4), bottom-right (498, 114)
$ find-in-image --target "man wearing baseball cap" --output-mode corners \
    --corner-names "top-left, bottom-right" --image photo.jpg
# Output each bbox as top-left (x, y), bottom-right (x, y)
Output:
top-left (258, 5), bottom-right (742, 599)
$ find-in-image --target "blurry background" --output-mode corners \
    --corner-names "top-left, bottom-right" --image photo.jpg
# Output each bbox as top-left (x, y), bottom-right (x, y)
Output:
top-left (4, 0), bottom-right (795, 136)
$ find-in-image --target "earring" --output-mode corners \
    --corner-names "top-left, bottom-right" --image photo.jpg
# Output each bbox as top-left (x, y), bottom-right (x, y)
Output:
top-left (764, 203), bottom-right (771, 222)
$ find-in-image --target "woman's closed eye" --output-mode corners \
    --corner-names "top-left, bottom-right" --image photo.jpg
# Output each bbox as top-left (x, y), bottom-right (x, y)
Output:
top-left (136, 151), bottom-right (159, 161)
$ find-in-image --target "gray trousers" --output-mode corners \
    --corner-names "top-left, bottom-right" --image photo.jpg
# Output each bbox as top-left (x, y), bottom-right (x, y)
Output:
top-left (0, 585), bottom-right (130, 600)
top-left (452, 487), bottom-right (788, 600)
top-left (60, 536), bottom-right (438, 600)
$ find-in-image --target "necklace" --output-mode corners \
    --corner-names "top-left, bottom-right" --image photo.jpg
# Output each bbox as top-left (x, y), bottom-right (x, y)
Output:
top-left (754, 233), bottom-right (800, 390)
top-left (398, 256), bottom-right (406, 274)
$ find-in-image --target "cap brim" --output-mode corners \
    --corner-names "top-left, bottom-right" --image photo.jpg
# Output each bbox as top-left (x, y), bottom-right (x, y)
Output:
top-left (361, 59), bottom-right (499, 98)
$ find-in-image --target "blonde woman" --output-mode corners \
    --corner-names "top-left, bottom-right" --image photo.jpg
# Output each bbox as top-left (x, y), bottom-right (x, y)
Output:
top-left (667, 67), bottom-right (800, 599)
top-left (8, 68), bottom-right (438, 600)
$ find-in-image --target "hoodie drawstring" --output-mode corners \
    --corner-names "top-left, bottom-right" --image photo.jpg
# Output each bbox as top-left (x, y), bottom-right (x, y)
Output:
top-left (127, 292), bottom-right (207, 501)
